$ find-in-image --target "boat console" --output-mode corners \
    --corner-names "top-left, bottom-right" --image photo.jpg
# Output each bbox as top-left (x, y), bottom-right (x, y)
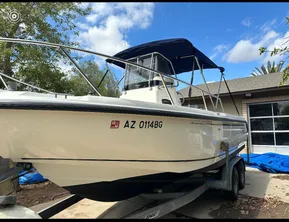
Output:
top-left (120, 53), bottom-right (182, 105)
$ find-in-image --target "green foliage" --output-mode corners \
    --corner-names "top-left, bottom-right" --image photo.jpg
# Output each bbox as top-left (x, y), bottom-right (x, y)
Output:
top-left (0, 2), bottom-right (91, 92)
top-left (259, 16), bottom-right (289, 85)
top-left (69, 61), bottom-right (121, 97)
top-left (251, 60), bottom-right (285, 76)
top-left (0, 3), bottom-right (121, 97)
top-left (0, 2), bottom-right (90, 45)
top-left (15, 61), bottom-right (73, 93)
top-left (259, 47), bottom-right (266, 55)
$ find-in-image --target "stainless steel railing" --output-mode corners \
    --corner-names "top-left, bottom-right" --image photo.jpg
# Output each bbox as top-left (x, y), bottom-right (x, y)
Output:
top-left (0, 37), bottom-right (225, 112)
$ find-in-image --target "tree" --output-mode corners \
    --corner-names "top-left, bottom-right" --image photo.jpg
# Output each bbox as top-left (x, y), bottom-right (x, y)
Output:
top-left (259, 16), bottom-right (289, 85)
top-left (15, 62), bottom-right (73, 93)
top-left (69, 60), bottom-right (121, 97)
top-left (0, 2), bottom-right (91, 192)
top-left (0, 2), bottom-right (91, 92)
top-left (251, 60), bottom-right (285, 76)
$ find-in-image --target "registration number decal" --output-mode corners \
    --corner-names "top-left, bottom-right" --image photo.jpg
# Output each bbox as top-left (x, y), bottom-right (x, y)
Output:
top-left (124, 120), bottom-right (163, 129)
top-left (110, 120), bottom-right (163, 129)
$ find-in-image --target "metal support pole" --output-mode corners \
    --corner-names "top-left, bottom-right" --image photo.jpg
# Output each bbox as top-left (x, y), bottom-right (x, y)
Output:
top-left (59, 47), bottom-right (102, 97)
top-left (0, 72), bottom-right (53, 94)
top-left (97, 70), bottom-right (109, 88)
top-left (219, 98), bottom-right (225, 113)
top-left (0, 76), bottom-right (8, 89)
top-left (149, 54), bottom-right (154, 88)
top-left (188, 60), bottom-right (195, 106)
top-left (247, 137), bottom-right (250, 164)
top-left (115, 74), bottom-right (124, 89)
top-left (157, 72), bottom-right (175, 105)
top-left (222, 73), bottom-right (240, 115)
top-left (246, 122), bottom-right (250, 165)
top-left (215, 73), bottom-right (223, 109)
top-left (201, 90), bottom-right (208, 110)
top-left (194, 57), bottom-right (216, 111)
top-left (0, 37), bottom-right (231, 108)
top-left (226, 148), bottom-right (230, 190)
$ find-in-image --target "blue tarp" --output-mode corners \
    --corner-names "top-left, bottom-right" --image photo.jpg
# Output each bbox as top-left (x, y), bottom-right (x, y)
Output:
top-left (240, 152), bottom-right (289, 174)
top-left (19, 168), bottom-right (47, 185)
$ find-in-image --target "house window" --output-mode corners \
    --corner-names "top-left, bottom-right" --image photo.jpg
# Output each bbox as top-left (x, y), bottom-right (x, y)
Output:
top-left (249, 101), bottom-right (289, 146)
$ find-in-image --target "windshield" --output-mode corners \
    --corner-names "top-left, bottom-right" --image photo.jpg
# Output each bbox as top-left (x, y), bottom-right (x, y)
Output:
top-left (124, 54), bottom-right (151, 90)
top-left (123, 53), bottom-right (175, 91)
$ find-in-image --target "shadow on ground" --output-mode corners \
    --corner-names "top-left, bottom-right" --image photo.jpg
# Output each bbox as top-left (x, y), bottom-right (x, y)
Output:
top-left (29, 168), bottom-right (289, 219)
top-left (96, 168), bottom-right (276, 219)
top-left (166, 168), bottom-right (289, 219)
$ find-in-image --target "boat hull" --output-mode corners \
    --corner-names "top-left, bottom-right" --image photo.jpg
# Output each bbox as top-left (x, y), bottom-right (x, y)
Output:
top-left (0, 92), bottom-right (247, 201)
top-left (64, 143), bottom-right (245, 201)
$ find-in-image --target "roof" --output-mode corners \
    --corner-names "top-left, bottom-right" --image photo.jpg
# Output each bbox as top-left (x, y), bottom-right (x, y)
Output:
top-left (179, 72), bottom-right (289, 98)
top-left (106, 38), bottom-right (222, 74)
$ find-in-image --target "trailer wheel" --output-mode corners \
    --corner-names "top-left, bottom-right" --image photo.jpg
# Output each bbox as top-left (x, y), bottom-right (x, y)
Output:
top-left (223, 166), bottom-right (239, 201)
top-left (237, 160), bottom-right (245, 190)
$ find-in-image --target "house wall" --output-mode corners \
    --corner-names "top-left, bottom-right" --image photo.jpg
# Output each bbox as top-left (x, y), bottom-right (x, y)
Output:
top-left (183, 87), bottom-right (289, 154)
top-left (242, 93), bottom-right (289, 155)
top-left (184, 87), bottom-right (289, 115)
top-left (183, 95), bottom-right (243, 115)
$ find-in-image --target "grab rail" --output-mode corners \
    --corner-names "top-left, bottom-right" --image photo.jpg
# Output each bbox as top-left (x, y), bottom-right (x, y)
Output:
top-left (0, 37), bottom-right (225, 112)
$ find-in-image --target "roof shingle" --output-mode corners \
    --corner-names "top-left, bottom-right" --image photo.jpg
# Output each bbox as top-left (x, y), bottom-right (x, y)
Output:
top-left (178, 72), bottom-right (289, 98)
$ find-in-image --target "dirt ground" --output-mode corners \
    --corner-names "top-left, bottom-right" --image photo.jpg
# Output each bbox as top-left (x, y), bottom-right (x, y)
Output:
top-left (272, 174), bottom-right (289, 181)
top-left (15, 173), bottom-right (289, 218)
top-left (16, 181), bottom-right (70, 208)
top-left (209, 194), bottom-right (289, 219)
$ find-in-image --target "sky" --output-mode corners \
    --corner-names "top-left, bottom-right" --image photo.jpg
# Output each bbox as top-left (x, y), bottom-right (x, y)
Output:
top-left (66, 2), bottom-right (289, 90)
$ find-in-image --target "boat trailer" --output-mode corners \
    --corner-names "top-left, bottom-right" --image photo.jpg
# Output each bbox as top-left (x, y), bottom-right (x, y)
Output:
top-left (0, 145), bottom-right (246, 219)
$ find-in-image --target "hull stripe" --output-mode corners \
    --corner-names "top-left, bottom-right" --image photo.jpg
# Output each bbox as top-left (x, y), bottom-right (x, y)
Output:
top-left (22, 145), bottom-right (245, 163)
top-left (0, 101), bottom-right (246, 123)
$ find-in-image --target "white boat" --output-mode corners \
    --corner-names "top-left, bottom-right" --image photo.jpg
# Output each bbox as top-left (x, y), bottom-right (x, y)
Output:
top-left (0, 38), bottom-right (248, 201)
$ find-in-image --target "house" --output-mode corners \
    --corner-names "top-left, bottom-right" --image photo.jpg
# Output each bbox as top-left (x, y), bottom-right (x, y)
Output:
top-left (178, 72), bottom-right (289, 155)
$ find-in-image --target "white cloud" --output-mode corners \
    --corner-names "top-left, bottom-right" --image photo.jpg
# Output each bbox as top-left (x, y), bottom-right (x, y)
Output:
top-left (18, 23), bottom-right (27, 33)
top-left (280, 13), bottom-right (289, 25)
top-left (78, 18), bottom-right (129, 57)
top-left (262, 30), bottom-right (289, 63)
top-left (259, 19), bottom-right (277, 32)
top-left (85, 3), bottom-right (114, 24)
top-left (224, 30), bottom-right (280, 63)
top-left (241, 17), bottom-right (251, 27)
top-left (74, 2), bottom-right (90, 10)
top-left (77, 3), bottom-right (155, 65)
top-left (114, 3), bottom-right (154, 29)
top-left (85, 14), bottom-right (99, 24)
top-left (76, 22), bottom-right (90, 30)
top-left (209, 44), bottom-right (229, 60)
top-left (57, 60), bottom-right (74, 77)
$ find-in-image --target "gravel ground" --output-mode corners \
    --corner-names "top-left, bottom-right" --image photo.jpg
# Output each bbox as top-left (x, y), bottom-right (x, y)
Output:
top-left (14, 169), bottom-right (289, 219)
top-left (209, 194), bottom-right (289, 219)
top-left (272, 175), bottom-right (289, 181)
top-left (16, 181), bottom-right (70, 208)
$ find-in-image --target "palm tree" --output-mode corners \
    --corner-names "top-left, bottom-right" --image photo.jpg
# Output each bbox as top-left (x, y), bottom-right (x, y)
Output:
top-left (251, 60), bottom-right (285, 76)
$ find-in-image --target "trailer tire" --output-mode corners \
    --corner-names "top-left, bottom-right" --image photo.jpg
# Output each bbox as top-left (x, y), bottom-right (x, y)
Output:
top-left (237, 160), bottom-right (245, 190)
top-left (223, 166), bottom-right (239, 201)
